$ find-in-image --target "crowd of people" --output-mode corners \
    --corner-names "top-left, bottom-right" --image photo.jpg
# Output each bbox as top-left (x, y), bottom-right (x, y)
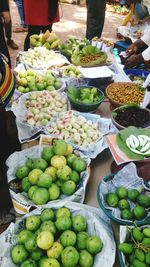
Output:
top-left (0, 0), bottom-right (150, 227)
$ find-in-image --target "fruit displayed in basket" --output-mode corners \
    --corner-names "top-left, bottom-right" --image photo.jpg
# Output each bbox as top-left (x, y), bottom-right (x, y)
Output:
top-left (106, 186), bottom-right (150, 221)
top-left (68, 86), bottom-right (103, 104)
top-left (71, 45), bottom-right (107, 67)
top-left (19, 47), bottom-right (69, 69)
top-left (16, 69), bottom-right (63, 94)
top-left (30, 30), bottom-right (60, 50)
top-left (15, 140), bottom-right (87, 205)
top-left (11, 207), bottom-right (103, 267)
top-left (61, 65), bottom-right (83, 78)
top-left (46, 111), bottom-right (102, 147)
top-left (25, 91), bottom-right (68, 126)
top-left (118, 225), bottom-right (150, 267)
top-left (59, 37), bottom-right (90, 58)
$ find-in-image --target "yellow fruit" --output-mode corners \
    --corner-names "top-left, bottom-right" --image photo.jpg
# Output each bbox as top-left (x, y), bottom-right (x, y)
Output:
top-left (50, 39), bottom-right (60, 49)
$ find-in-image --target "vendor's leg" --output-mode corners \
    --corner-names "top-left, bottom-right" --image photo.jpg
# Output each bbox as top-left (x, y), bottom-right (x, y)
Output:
top-left (86, 0), bottom-right (106, 40)
top-left (4, 20), bottom-right (19, 50)
top-left (15, 0), bottom-right (25, 27)
top-left (41, 25), bottom-right (52, 33)
top-left (0, 24), bottom-right (11, 67)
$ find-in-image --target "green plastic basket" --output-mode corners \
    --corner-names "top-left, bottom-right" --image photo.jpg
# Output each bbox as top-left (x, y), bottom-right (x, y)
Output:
top-left (97, 173), bottom-right (150, 226)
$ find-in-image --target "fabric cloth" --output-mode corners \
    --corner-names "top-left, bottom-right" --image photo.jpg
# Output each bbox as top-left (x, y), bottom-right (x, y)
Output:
top-left (86, 0), bottom-right (106, 40)
top-left (135, 2), bottom-right (148, 20)
top-left (141, 29), bottom-right (150, 61)
top-left (23, 0), bottom-right (59, 26)
top-left (143, 0), bottom-right (150, 14)
top-left (15, 0), bottom-right (25, 26)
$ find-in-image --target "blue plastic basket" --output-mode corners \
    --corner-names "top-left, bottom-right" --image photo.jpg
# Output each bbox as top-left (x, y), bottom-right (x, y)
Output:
top-left (97, 173), bottom-right (150, 226)
top-left (124, 68), bottom-right (149, 78)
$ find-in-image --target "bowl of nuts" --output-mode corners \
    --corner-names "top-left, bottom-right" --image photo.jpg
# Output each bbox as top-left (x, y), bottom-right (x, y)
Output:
top-left (106, 82), bottom-right (145, 108)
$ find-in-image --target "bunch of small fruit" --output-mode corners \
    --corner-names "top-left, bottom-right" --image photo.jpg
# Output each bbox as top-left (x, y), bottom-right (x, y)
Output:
top-left (118, 225), bottom-right (150, 267)
top-left (11, 207), bottom-right (103, 267)
top-left (16, 69), bottom-right (62, 94)
top-left (46, 111), bottom-right (101, 147)
top-left (106, 186), bottom-right (150, 221)
top-left (30, 30), bottom-right (60, 50)
top-left (61, 65), bottom-right (83, 79)
top-left (25, 91), bottom-right (68, 126)
top-left (15, 140), bottom-right (87, 205)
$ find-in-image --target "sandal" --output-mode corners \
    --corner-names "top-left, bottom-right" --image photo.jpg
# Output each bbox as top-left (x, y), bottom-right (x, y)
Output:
top-left (13, 26), bottom-right (28, 33)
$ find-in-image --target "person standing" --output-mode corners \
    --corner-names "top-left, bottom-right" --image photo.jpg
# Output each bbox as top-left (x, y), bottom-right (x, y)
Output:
top-left (23, 0), bottom-right (60, 50)
top-left (0, 0), bottom-right (11, 66)
top-left (13, 0), bottom-right (27, 32)
top-left (86, 0), bottom-right (106, 40)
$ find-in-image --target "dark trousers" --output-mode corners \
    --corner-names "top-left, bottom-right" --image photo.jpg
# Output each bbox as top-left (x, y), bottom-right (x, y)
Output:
top-left (4, 20), bottom-right (12, 41)
top-left (24, 24), bottom-right (52, 51)
top-left (0, 22), bottom-right (11, 67)
top-left (86, 0), bottom-right (106, 40)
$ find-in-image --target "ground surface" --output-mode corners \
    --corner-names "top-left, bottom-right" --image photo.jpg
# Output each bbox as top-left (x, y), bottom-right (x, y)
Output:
top-left (9, 0), bottom-right (123, 67)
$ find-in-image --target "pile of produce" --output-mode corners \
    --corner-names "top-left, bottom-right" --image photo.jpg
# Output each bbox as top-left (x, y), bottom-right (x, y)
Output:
top-left (11, 207), bottom-right (103, 267)
top-left (107, 4), bottom-right (129, 15)
top-left (106, 185), bottom-right (150, 221)
top-left (14, 140), bottom-right (87, 205)
top-left (60, 65), bottom-right (84, 78)
top-left (30, 30), bottom-right (60, 50)
top-left (71, 45), bottom-right (107, 67)
top-left (118, 225), bottom-right (150, 266)
top-left (59, 37), bottom-right (90, 58)
top-left (25, 91), bottom-right (68, 126)
top-left (116, 126), bottom-right (150, 159)
top-left (19, 47), bottom-right (69, 69)
top-left (68, 86), bottom-right (104, 104)
top-left (127, 74), bottom-right (146, 86)
top-left (16, 69), bottom-right (63, 94)
top-left (106, 82), bottom-right (145, 106)
top-left (112, 105), bottom-right (150, 128)
top-left (46, 111), bottom-right (101, 147)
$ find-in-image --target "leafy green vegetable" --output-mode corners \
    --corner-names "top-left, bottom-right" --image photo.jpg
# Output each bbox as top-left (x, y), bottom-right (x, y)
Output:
top-left (82, 45), bottom-right (100, 55)
top-left (116, 126), bottom-right (150, 159)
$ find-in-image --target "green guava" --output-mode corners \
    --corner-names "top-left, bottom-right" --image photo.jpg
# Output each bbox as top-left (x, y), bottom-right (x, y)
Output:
top-left (40, 220), bottom-right (56, 235)
top-left (51, 155), bottom-right (67, 169)
top-left (32, 188), bottom-right (49, 205)
top-left (37, 231), bottom-right (54, 250)
top-left (24, 233), bottom-right (37, 252)
top-left (22, 177), bottom-right (31, 192)
top-left (56, 207), bottom-right (71, 218)
top-left (49, 183), bottom-right (60, 200)
top-left (55, 180), bottom-right (64, 188)
top-left (41, 208), bottom-right (55, 222)
top-left (66, 154), bottom-right (77, 167)
top-left (47, 241), bottom-right (63, 259)
top-left (55, 215), bottom-right (72, 231)
top-left (39, 258), bottom-right (60, 267)
top-left (57, 165), bottom-right (72, 181)
top-left (60, 230), bottom-right (76, 247)
top-left (28, 169), bottom-right (43, 185)
top-left (16, 165), bottom-right (30, 179)
top-left (76, 232), bottom-right (89, 250)
top-left (116, 186), bottom-right (128, 199)
top-left (70, 171), bottom-right (80, 184)
top-left (61, 246), bottom-right (79, 267)
top-left (26, 215), bottom-right (41, 231)
top-left (31, 248), bottom-right (44, 261)
top-left (20, 259), bottom-right (37, 267)
top-left (61, 181), bottom-right (76, 196)
top-left (44, 167), bottom-right (57, 182)
top-left (72, 215), bottom-right (87, 232)
top-left (41, 147), bottom-right (54, 161)
top-left (17, 229), bottom-right (33, 244)
top-left (28, 185), bottom-right (38, 200)
top-left (79, 250), bottom-right (93, 267)
top-left (72, 158), bottom-right (86, 173)
top-left (11, 244), bottom-right (29, 264)
top-left (37, 173), bottom-right (52, 188)
top-left (64, 144), bottom-right (73, 156)
top-left (53, 140), bottom-right (68, 156)
top-left (86, 235), bottom-right (103, 254)
top-left (33, 158), bottom-right (48, 171)
top-left (26, 159), bottom-right (35, 170)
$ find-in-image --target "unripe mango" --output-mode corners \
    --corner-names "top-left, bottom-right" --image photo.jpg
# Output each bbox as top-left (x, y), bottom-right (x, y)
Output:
top-left (132, 259), bottom-right (146, 267)
top-left (143, 228), bottom-right (150, 238)
top-left (132, 227), bottom-right (144, 242)
top-left (135, 249), bottom-right (145, 262)
top-left (145, 251), bottom-right (150, 264)
top-left (118, 243), bottom-right (133, 254)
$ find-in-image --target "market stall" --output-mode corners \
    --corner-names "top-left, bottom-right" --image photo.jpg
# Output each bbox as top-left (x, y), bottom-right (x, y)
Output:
top-left (0, 31), bottom-right (150, 267)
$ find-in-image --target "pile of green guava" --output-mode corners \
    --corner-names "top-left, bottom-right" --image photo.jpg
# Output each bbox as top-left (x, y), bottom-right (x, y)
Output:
top-left (11, 207), bottom-right (103, 267)
top-left (15, 140), bottom-right (87, 205)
